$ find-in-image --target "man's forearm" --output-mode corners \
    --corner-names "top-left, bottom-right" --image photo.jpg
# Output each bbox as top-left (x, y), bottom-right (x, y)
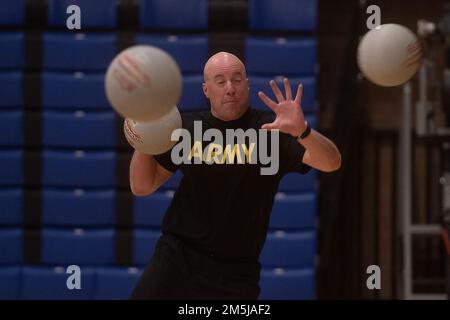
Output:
top-left (297, 129), bottom-right (341, 172)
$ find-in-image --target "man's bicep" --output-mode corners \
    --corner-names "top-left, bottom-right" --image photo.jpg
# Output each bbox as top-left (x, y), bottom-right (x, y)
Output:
top-left (153, 161), bottom-right (174, 191)
top-left (279, 133), bottom-right (311, 174)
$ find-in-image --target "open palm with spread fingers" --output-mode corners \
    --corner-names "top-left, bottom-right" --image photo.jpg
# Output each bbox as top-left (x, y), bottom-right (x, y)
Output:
top-left (258, 78), bottom-right (307, 137)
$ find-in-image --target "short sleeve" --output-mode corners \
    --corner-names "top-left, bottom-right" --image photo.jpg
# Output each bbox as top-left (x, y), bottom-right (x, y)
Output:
top-left (279, 132), bottom-right (311, 175)
top-left (154, 113), bottom-right (192, 173)
top-left (154, 148), bottom-right (178, 173)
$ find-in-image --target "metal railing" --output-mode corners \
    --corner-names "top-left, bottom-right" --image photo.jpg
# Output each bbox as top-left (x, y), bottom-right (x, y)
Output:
top-left (317, 127), bottom-right (448, 299)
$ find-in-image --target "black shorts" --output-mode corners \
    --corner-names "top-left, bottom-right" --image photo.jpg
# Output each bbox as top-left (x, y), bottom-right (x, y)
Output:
top-left (130, 233), bottom-right (261, 300)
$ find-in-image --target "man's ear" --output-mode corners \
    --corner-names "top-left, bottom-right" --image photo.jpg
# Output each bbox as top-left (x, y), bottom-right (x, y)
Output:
top-left (203, 83), bottom-right (209, 98)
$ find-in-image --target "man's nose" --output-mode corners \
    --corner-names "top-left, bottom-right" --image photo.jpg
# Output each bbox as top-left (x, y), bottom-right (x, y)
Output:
top-left (225, 81), bottom-right (236, 95)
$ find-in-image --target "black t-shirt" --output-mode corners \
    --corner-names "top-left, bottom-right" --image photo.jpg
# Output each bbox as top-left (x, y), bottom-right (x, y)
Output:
top-left (154, 107), bottom-right (310, 261)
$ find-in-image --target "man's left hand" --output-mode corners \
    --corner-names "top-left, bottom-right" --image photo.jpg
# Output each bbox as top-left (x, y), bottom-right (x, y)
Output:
top-left (258, 78), bottom-right (306, 137)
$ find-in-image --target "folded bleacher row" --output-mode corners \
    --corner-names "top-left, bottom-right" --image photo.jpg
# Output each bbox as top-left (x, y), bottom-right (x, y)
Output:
top-left (1, 190), bottom-right (317, 299)
top-left (0, 0), bottom-right (319, 299)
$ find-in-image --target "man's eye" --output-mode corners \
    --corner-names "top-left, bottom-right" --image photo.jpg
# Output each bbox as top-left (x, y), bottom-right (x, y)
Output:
top-left (217, 81), bottom-right (225, 85)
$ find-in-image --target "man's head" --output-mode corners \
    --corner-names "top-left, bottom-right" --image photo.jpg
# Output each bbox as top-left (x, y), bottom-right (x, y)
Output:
top-left (203, 52), bottom-right (249, 121)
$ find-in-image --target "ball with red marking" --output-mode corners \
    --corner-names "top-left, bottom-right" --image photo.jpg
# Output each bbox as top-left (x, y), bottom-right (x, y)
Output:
top-left (123, 105), bottom-right (182, 155)
top-left (105, 45), bottom-right (182, 121)
top-left (357, 24), bottom-right (422, 87)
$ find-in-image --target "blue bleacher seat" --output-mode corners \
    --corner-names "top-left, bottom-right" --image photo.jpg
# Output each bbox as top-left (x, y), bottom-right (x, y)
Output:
top-left (42, 150), bottom-right (116, 187)
top-left (133, 191), bottom-right (173, 227)
top-left (270, 193), bottom-right (316, 230)
top-left (278, 169), bottom-right (317, 194)
top-left (139, 0), bottom-right (207, 30)
top-left (0, 0), bottom-right (24, 26)
top-left (43, 32), bottom-right (117, 71)
top-left (305, 114), bottom-right (317, 130)
top-left (42, 189), bottom-right (115, 226)
top-left (159, 170), bottom-right (182, 190)
top-left (42, 72), bottom-right (110, 110)
top-left (135, 34), bottom-right (208, 73)
top-left (0, 228), bottom-right (22, 264)
top-left (0, 72), bottom-right (23, 108)
top-left (0, 267), bottom-right (21, 299)
top-left (0, 111), bottom-right (23, 146)
top-left (133, 229), bottom-right (161, 265)
top-left (249, 0), bottom-right (317, 31)
top-left (0, 32), bottom-right (24, 69)
top-left (42, 229), bottom-right (115, 265)
top-left (42, 110), bottom-right (116, 148)
top-left (48, 0), bottom-right (117, 28)
top-left (0, 189), bottom-right (22, 226)
top-left (21, 266), bottom-right (95, 299)
top-left (245, 37), bottom-right (317, 75)
top-left (0, 150), bottom-right (23, 186)
top-left (94, 267), bottom-right (142, 300)
top-left (179, 75), bottom-right (208, 111)
top-left (259, 268), bottom-right (315, 299)
top-left (249, 76), bottom-right (316, 113)
top-left (259, 231), bottom-right (315, 268)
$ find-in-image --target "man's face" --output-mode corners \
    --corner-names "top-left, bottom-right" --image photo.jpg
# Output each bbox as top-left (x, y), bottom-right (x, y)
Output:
top-left (203, 53), bottom-right (249, 121)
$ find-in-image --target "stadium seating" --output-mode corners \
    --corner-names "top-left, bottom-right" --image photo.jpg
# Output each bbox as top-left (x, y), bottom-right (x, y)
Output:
top-left (41, 150), bottom-right (116, 187)
top-left (260, 231), bottom-right (316, 268)
top-left (179, 75), bottom-right (209, 111)
top-left (0, 0), bottom-right (318, 300)
top-left (269, 193), bottom-right (316, 230)
top-left (41, 72), bottom-right (110, 110)
top-left (93, 267), bottom-right (142, 300)
top-left (0, 33), bottom-right (24, 69)
top-left (47, 0), bottom-right (117, 29)
top-left (278, 168), bottom-right (317, 194)
top-left (0, 150), bottom-right (23, 186)
top-left (0, 1), bottom-right (24, 26)
top-left (0, 228), bottom-right (22, 264)
top-left (0, 111), bottom-right (23, 146)
top-left (135, 34), bottom-right (208, 73)
top-left (246, 37), bottom-right (317, 75)
top-left (0, 189), bottom-right (22, 226)
top-left (133, 229), bottom-right (161, 265)
top-left (249, 0), bottom-right (317, 31)
top-left (133, 192), bottom-right (173, 227)
top-left (21, 266), bottom-right (96, 299)
top-left (259, 268), bottom-right (315, 299)
top-left (0, 72), bottom-right (23, 107)
top-left (41, 229), bottom-right (115, 265)
top-left (43, 33), bottom-right (116, 71)
top-left (0, 267), bottom-right (21, 299)
top-left (139, 0), bottom-right (208, 30)
top-left (42, 189), bottom-right (115, 226)
top-left (41, 110), bottom-right (116, 148)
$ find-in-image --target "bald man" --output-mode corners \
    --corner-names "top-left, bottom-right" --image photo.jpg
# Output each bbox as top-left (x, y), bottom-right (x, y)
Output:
top-left (129, 52), bottom-right (341, 299)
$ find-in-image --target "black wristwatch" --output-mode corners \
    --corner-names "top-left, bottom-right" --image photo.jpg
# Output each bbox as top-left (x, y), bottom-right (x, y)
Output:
top-left (297, 121), bottom-right (311, 140)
